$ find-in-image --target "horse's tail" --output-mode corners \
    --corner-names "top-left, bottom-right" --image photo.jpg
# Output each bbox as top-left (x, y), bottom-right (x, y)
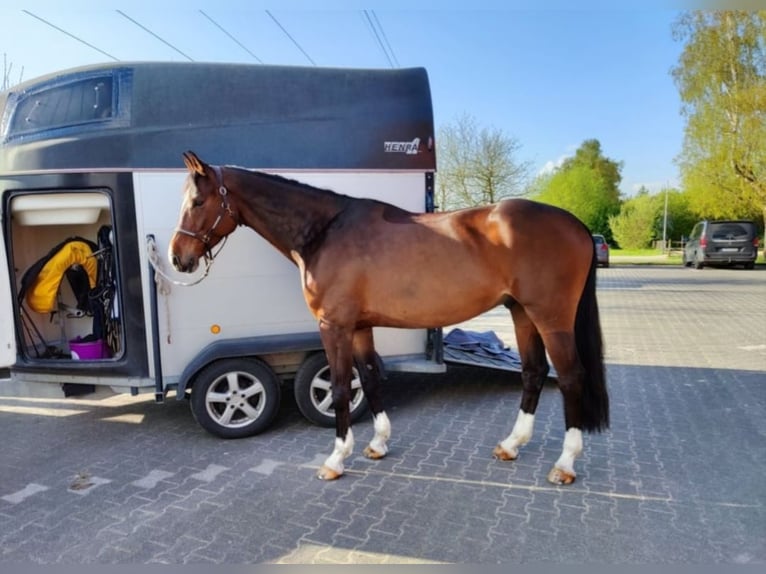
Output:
top-left (575, 250), bottom-right (609, 432)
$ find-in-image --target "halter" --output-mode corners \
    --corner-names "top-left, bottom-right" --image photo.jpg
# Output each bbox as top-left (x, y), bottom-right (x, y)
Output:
top-left (174, 164), bottom-right (236, 263)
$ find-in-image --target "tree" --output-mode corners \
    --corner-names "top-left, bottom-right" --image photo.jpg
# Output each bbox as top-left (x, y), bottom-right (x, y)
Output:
top-left (561, 139), bottom-right (623, 197)
top-left (608, 187), bottom-right (699, 250)
top-left (529, 139), bottom-right (623, 240)
top-left (609, 188), bottom-right (662, 249)
top-left (671, 11), bottom-right (766, 229)
top-left (663, 188), bottom-right (699, 240)
top-left (436, 113), bottom-right (531, 210)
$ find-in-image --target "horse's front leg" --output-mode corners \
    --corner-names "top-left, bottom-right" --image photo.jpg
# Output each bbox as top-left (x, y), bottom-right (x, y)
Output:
top-left (317, 320), bottom-right (355, 480)
top-left (353, 328), bottom-right (390, 460)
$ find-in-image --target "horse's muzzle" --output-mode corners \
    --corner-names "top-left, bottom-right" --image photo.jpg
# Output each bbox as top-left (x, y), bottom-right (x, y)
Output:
top-left (171, 253), bottom-right (199, 273)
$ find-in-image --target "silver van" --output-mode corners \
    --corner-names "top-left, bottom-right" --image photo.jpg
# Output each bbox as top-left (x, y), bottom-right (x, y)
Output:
top-left (683, 220), bottom-right (759, 269)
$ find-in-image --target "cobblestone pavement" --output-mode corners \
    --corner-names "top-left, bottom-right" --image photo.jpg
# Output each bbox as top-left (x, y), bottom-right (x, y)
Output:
top-left (1, 265), bottom-right (764, 564)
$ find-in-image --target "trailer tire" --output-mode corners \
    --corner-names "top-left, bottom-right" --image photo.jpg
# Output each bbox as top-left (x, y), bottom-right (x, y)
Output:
top-left (190, 357), bottom-right (281, 439)
top-left (293, 352), bottom-right (369, 427)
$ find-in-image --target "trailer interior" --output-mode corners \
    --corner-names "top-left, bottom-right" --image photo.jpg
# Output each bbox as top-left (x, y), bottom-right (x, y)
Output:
top-left (7, 189), bottom-right (123, 364)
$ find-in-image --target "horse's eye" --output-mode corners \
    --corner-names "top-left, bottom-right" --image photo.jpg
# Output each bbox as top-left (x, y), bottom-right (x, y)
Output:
top-left (192, 198), bottom-right (204, 208)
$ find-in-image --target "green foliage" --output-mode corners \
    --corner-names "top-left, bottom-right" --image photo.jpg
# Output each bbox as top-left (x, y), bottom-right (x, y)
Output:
top-left (529, 139), bottom-right (622, 239)
top-left (561, 139), bottom-right (623, 198)
top-left (436, 113), bottom-right (531, 210)
top-left (663, 188), bottom-right (699, 239)
top-left (609, 189), bottom-right (661, 249)
top-left (609, 187), bottom-right (702, 249)
top-left (672, 11), bottom-right (766, 226)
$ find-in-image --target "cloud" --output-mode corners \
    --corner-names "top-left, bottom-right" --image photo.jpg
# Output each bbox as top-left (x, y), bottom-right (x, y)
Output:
top-left (538, 154), bottom-right (571, 176)
top-left (538, 144), bottom-right (578, 176)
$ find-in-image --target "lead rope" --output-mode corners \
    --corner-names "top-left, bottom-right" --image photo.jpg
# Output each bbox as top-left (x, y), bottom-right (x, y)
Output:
top-left (146, 235), bottom-right (215, 288)
top-left (146, 236), bottom-right (176, 344)
top-left (145, 236), bottom-right (213, 344)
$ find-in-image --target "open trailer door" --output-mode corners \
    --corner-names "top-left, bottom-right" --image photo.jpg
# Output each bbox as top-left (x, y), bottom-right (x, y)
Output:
top-left (0, 201), bottom-right (16, 369)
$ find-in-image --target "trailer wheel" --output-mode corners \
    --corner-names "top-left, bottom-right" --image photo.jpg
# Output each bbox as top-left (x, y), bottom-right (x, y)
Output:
top-left (190, 357), bottom-right (281, 439)
top-left (293, 352), bottom-right (369, 427)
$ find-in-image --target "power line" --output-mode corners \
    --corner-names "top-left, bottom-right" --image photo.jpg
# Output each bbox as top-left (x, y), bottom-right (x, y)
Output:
top-left (22, 10), bottom-right (119, 61)
top-left (199, 10), bottom-right (263, 64)
top-left (265, 10), bottom-right (316, 66)
top-left (362, 10), bottom-right (393, 68)
top-left (116, 10), bottom-right (194, 62)
top-left (370, 11), bottom-right (399, 68)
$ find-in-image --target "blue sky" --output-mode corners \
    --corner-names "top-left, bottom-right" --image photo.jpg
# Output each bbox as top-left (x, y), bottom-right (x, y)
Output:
top-left (1, 2), bottom-right (703, 196)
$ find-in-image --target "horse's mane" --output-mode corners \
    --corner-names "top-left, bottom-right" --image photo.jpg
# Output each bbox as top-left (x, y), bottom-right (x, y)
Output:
top-left (228, 165), bottom-right (413, 220)
top-left (232, 166), bottom-right (348, 200)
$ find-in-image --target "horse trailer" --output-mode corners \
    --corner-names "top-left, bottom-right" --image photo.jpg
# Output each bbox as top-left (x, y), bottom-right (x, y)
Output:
top-left (0, 62), bottom-right (444, 438)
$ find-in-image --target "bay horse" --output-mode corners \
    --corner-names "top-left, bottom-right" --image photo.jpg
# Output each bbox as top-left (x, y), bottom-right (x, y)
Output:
top-left (169, 151), bottom-right (608, 485)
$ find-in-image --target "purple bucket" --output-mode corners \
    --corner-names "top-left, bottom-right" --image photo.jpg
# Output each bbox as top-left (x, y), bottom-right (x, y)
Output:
top-left (69, 337), bottom-right (108, 360)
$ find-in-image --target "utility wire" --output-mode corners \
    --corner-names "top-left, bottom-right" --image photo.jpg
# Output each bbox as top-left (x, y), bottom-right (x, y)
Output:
top-left (371, 10), bottom-right (399, 68)
top-left (116, 10), bottom-right (194, 62)
top-left (199, 10), bottom-right (263, 64)
top-left (362, 10), bottom-right (393, 68)
top-left (22, 10), bottom-right (119, 61)
top-left (265, 10), bottom-right (316, 66)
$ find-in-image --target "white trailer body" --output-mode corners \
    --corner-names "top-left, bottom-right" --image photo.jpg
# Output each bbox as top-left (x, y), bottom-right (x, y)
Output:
top-left (0, 62), bottom-right (443, 437)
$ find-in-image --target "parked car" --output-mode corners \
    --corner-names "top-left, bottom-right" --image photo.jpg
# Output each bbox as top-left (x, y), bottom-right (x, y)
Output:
top-left (593, 234), bottom-right (609, 267)
top-left (683, 220), bottom-right (759, 269)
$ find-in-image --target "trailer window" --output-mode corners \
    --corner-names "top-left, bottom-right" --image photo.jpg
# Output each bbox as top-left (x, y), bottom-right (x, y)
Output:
top-left (2, 69), bottom-right (131, 143)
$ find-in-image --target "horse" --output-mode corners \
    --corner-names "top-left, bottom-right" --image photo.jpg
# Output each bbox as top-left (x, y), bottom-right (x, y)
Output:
top-left (169, 151), bottom-right (609, 485)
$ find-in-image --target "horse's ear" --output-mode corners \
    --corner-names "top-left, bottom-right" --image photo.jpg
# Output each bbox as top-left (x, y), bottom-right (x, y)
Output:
top-left (182, 151), bottom-right (207, 176)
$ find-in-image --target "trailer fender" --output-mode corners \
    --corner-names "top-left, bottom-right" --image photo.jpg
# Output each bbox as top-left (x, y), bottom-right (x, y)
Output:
top-left (175, 331), bottom-right (323, 398)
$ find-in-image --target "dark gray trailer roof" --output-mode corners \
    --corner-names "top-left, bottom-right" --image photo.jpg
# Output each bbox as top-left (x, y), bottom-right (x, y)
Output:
top-left (0, 62), bottom-right (435, 173)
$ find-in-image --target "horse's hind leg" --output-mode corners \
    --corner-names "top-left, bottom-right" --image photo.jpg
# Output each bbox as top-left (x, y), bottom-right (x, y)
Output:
top-left (493, 304), bottom-right (549, 461)
top-left (539, 331), bottom-right (584, 485)
top-left (353, 327), bottom-right (390, 460)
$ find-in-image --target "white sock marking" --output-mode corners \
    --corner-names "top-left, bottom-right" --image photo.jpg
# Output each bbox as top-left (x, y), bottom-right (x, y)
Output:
top-left (499, 410), bottom-right (535, 457)
top-left (554, 428), bottom-right (583, 475)
top-left (368, 411), bottom-right (391, 456)
top-left (323, 428), bottom-right (354, 474)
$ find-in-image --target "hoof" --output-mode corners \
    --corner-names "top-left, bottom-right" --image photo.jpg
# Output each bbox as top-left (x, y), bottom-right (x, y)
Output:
top-left (316, 465), bottom-right (343, 481)
top-left (363, 445), bottom-right (386, 460)
top-left (492, 444), bottom-right (518, 461)
top-left (547, 466), bottom-right (576, 485)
